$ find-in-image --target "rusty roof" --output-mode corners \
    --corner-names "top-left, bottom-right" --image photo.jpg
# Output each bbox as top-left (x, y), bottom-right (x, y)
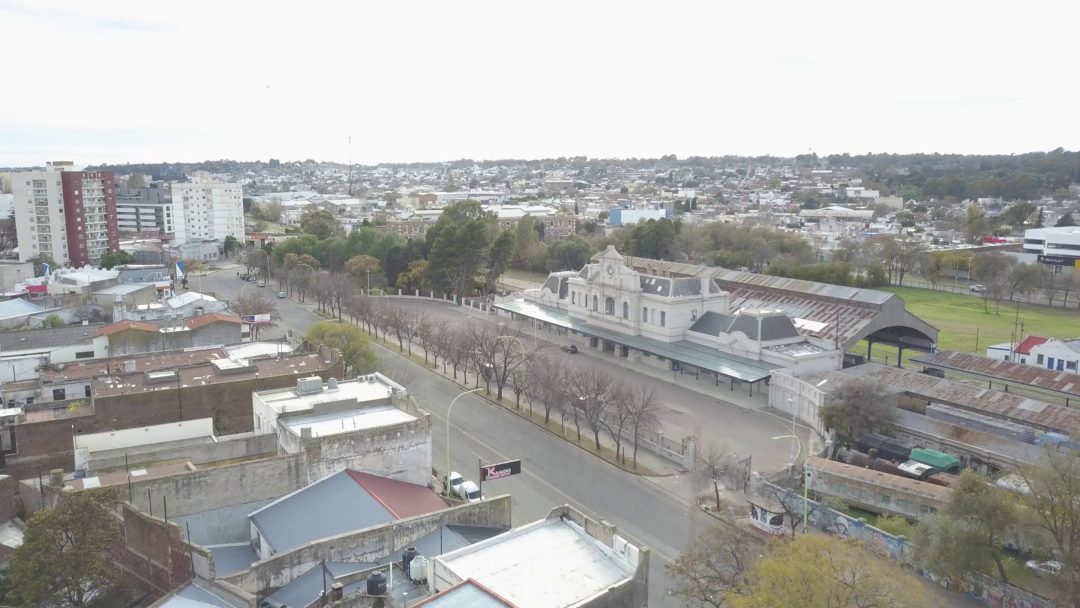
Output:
top-left (184, 312), bottom-right (244, 330)
top-left (807, 456), bottom-right (952, 502)
top-left (826, 363), bottom-right (1080, 435)
top-left (93, 320), bottom-right (159, 337)
top-left (41, 348), bottom-right (229, 383)
top-left (913, 350), bottom-right (1080, 398)
top-left (92, 352), bottom-right (330, 398)
top-left (347, 470), bottom-right (449, 519)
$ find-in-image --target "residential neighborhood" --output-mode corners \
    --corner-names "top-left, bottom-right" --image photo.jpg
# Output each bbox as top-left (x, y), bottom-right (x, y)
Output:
top-left (1, 2), bottom-right (1079, 607)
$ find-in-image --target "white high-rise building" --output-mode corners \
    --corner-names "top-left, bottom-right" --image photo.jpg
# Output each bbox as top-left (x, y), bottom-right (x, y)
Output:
top-left (11, 162), bottom-right (119, 267)
top-left (170, 172), bottom-right (244, 245)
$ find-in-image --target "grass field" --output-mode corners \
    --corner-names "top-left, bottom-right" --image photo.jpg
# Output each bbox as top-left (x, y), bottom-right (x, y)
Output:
top-left (881, 286), bottom-right (1080, 353)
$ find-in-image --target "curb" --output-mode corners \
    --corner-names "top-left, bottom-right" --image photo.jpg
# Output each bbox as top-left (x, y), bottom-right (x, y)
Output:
top-left (365, 332), bottom-right (681, 478)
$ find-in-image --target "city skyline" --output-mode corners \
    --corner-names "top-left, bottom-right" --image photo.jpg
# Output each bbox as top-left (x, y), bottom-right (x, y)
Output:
top-left (3, 0), bottom-right (1079, 167)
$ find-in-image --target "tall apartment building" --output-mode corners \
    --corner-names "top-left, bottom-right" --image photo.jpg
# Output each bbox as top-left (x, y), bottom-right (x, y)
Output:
top-left (115, 183), bottom-right (175, 237)
top-left (170, 171), bottom-right (244, 245)
top-left (12, 162), bottom-right (119, 267)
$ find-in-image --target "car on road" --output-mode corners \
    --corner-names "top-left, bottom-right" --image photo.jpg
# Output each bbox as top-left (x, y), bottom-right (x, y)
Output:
top-left (561, 344), bottom-right (578, 354)
top-left (277, 291), bottom-right (287, 298)
top-left (448, 471), bottom-right (464, 497)
top-left (257, 280), bottom-right (266, 288)
top-left (970, 284), bottom-right (986, 293)
top-left (459, 480), bottom-right (483, 503)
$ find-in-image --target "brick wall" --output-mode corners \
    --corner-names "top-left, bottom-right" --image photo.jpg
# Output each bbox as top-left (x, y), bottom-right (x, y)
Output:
top-left (5, 366), bottom-right (334, 480)
top-left (112, 504), bottom-right (206, 601)
top-left (0, 476), bottom-right (16, 522)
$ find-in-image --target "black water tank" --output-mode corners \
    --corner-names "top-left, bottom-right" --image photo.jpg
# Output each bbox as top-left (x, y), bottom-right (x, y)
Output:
top-left (402, 547), bottom-right (418, 572)
top-left (367, 571), bottom-right (387, 596)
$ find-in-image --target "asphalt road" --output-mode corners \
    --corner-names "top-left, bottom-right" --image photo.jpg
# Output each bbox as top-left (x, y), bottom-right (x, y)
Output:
top-left (205, 270), bottom-right (692, 606)
top-left (201, 269), bottom-right (980, 608)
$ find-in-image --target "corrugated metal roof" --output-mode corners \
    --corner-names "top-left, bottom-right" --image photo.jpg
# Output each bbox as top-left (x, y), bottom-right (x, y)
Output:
top-left (249, 470), bottom-right (448, 555)
top-left (416, 580), bottom-right (516, 607)
top-left (265, 562), bottom-right (371, 608)
top-left (0, 299), bottom-right (44, 320)
top-left (913, 350), bottom-right (1080, 397)
top-left (495, 300), bottom-right (775, 382)
top-left (0, 323), bottom-right (103, 349)
top-left (830, 363), bottom-right (1080, 435)
top-left (249, 471), bottom-right (396, 554)
top-left (807, 456), bottom-right (952, 502)
top-left (347, 470), bottom-right (449, 519)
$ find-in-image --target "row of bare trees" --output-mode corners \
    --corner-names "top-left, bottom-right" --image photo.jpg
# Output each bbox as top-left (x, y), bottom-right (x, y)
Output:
top-left (340, 295), bottom-right (665, 468)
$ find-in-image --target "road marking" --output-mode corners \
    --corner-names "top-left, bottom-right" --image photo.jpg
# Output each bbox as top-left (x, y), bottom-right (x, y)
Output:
top-left (406, 354), bottom-right (682, 563)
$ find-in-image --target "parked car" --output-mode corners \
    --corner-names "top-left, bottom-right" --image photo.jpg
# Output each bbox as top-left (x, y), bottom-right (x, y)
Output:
top-left (561, 344), bottom-right (578, 354)
top-left (459, 480), bottom-right (482, 503)
top-left (448, 471), bottom-right (464, 496)
top-left (277, 291), bottom-right (287, 299)
top-left (1025, 560), bottom-right (1062, 576)
top-left (257, 280), bottom-right (267, 288)
top-left (970, 284), bottom-right (986, 293)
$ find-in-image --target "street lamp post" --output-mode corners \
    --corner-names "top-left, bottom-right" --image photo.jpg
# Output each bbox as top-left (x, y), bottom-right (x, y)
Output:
top-left (446, 388), bottom-right (484, 491)
top-left (772, 433), bottom-right (808, 534)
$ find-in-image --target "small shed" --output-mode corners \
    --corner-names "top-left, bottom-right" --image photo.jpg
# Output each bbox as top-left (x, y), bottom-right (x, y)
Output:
top-left (909, 448), bottom-right (962, 473)
top-left (747, 497), bottom-right (786, 535)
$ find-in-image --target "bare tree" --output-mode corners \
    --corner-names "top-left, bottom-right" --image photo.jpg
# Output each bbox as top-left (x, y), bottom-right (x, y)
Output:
top-left (232, 293), bottom-right (278, 340)
top-left (510, 365), bottom-right (530, 411)
top-left (604, 384), bottom-right (635, 463)
top-left (696, 443), bottom-right (739, 512)
top-left (667, 522), bottom-right (760, 608)
top-left (819, 378), bottom-right (895, 440)
top-left (467, 322), bottom-right (529, 400)
top-left (625, 384), bottom-right (660, 469)
top-left (416, 317), bottom-right (433, 365)
top-left (446, 328), bottom-right (471, 384)
top-left (527, 355), bottom-right (567, 425)
top-left (567, 367), bottom-right (612, 450)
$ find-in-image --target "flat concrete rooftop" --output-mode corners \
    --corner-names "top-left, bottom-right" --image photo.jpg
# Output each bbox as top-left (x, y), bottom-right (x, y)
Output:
top-left (436, 516), bottom-right (635, 608)
top-left (282, 404), bottom-right (416, 438)
top-left (258, 378), bottom-right (395, 415)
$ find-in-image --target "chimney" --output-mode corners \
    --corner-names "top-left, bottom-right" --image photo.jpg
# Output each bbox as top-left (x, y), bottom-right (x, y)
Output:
top-left (330, 582), bottom-right (343, 601)
top-left (867, 448), bottom-right (878, 462)
top-left (300, 427), bottom-right (312, 439)
top-left (327, 378), bottom-right (338, 391)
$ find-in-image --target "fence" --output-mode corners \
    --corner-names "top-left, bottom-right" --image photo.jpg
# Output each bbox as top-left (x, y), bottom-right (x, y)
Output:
top-left (748, 473), bottom-right (1055, 608)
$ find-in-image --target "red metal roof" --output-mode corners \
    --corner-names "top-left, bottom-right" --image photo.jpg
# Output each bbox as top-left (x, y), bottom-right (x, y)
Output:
top-left (914, 350), bottom-right (1079, 398)
top-left (185, 312), bottom-right (244, 330)
top-left (92, 320), bottom-right (158, 337)
top-left (347, 470), bottom-right (448, 519)
top-left (1016, 336), bottom-right (1049, 355)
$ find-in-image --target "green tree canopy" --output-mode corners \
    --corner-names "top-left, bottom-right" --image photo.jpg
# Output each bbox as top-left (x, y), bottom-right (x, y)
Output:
top-left (306, 321), bottom-right (379, 377)
top-left (425, 200), bottom-right (495, 296)
top-left (546, 236), bottom-right (594, 271)
top-left (912, 469), bottom-right (1021, 582)
top-left (300, 208), bottom-right (345, 239)
top-left (11, 489), bottom-right (124, 607)
top-left (728, 535), bottom-right (925, 608)
top-left (223, 235), bottom-right (242, 256)
top-left (98, 250), bottom-right (134, 270)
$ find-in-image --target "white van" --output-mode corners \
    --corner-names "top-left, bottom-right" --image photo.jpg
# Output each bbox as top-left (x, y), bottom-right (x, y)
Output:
top-left (459, 480), bottom-right (482, 503)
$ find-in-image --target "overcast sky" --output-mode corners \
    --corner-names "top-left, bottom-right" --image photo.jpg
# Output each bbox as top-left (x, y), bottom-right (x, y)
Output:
top-left (3, 0), bottom-right (1078, 167)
